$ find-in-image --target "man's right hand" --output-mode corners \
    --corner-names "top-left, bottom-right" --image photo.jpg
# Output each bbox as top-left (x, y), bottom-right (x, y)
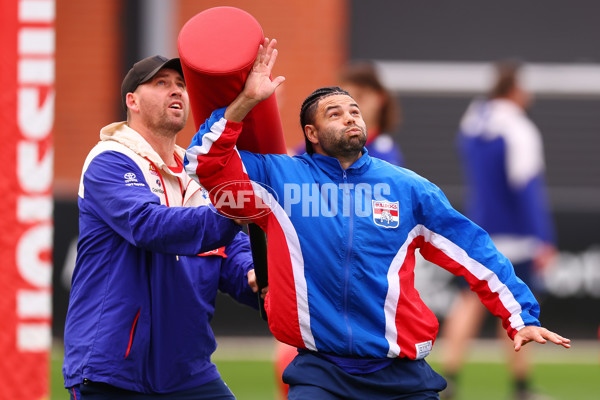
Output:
top-left (224, 38), bottom-right (286, 123)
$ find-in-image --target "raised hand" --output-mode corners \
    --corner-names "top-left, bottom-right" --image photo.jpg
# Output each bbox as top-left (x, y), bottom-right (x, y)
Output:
top-left (224, 38), bottom-right (286, 123)
top-left (243, 38), bottom-right (286, 102)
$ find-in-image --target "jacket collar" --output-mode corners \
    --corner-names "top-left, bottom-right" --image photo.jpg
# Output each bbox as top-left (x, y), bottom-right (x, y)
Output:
top-left (99, 121), bottom-right (186, 175)
top-left (308, 148), bottom-right (372, 180)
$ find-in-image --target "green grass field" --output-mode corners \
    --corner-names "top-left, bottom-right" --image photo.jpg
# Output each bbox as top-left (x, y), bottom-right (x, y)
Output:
top-left (51, 339), bottom-right (599, 400)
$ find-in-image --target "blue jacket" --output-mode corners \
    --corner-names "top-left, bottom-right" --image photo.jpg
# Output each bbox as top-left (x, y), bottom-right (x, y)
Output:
top-left (63, 122), bottom-right (257, 393)
top-left (185, 108), bottom-right (541, 361)
top-left (457, 99), bottom-right (555, 263)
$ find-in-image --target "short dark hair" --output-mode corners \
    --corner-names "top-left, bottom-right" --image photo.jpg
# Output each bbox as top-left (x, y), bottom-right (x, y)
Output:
top-left (489, 59), bottom-right (522, 99)
top-left (299, 86), bottom-right (350, 154)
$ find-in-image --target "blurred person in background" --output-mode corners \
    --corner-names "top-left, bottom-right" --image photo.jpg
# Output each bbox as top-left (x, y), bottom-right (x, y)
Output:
top-left (62, 55), bottom-right (262, 399)
top-left (275, 60), bottom-right (405, 398)
top-left (338, 61), bottom-right (404, 166)
top-left (440, 60), bottom-right (558, 400)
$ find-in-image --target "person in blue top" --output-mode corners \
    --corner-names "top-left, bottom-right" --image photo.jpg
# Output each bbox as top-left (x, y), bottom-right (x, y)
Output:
top-left (185, 39), bottom-right (570, 400)
top-left (275, 60), bottom-right (406, 398)
top-left (62, 55), bottom-right (262, 400)
top-left (440, 60), bottom-right (558, 400)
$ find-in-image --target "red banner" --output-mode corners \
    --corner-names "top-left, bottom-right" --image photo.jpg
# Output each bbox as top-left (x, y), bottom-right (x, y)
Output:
top-left (0, 0), bottom-right (54, 398)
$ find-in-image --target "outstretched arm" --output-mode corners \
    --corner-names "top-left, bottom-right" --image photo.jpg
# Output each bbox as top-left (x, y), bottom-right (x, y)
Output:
top-left (225, 38), bottom-right (285, 123)
top-left (513, 326), bottom-right (570, 351)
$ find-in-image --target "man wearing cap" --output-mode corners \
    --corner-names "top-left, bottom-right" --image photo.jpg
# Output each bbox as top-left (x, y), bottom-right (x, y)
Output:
top-left (62, 55), bottom-right (261, 399)
top-left (185, 39), bottom-right (570, 399)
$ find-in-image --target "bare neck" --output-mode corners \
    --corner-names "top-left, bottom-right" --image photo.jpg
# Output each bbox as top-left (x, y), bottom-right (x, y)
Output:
top-left (338, 153), bottom-right (362, 170)
top-left (129, 121), bottom-right (178, 167)
top-left (498, 86), bottom-right (529, 111)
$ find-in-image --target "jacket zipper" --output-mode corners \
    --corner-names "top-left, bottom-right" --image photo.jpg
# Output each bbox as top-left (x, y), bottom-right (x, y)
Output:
top-left (342, 170), bottom-right (354, 353)
top-left (146, 157), bottom-right (182, 262)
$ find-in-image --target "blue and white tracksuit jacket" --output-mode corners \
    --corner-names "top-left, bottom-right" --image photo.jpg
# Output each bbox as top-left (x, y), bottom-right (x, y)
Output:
top-left (63, 122), bottom-right (257, 394)
top-left (457, 99), bottom-right (555, 263)
top-left (185, 107), bottom-right (540, 361)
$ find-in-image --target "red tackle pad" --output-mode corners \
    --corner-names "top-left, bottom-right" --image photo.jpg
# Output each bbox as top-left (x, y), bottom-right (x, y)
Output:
top-left (178, 6), bottom-right (286, 154)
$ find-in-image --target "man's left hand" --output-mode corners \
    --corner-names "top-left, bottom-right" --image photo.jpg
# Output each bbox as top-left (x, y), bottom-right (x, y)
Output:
top-left (513, 326), bottom-right (571, 351)
top-left (247, 269), bottom-right (268, 299)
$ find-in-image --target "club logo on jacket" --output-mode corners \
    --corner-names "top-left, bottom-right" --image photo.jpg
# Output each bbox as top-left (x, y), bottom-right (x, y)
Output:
top-left (372, 200), bottom-right (399, 228)
top-left (149, 164), bottom-right (159, 176)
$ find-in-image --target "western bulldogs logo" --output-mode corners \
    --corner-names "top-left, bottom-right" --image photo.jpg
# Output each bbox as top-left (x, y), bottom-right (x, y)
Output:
top-left (372, 200), bottom-right (399, 228)
top-left (149, 164), bottom-right (159, 176)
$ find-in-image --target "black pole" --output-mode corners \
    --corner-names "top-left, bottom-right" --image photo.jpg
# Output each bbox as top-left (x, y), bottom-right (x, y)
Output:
top-left (248, 223), bottom-right (268, 321)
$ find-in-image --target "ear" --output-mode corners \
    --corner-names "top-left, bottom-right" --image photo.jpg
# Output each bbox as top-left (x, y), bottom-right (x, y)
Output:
top-left (304, 124), bottom-right (319, 146)
top-left (126, 92), bottom-right (140, 113)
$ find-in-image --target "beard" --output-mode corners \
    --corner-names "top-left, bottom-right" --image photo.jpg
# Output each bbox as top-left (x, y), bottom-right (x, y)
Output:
top-left (146, 108), bottom-right (188, 139)
top-left (318, 124), bottom-right (367, 159)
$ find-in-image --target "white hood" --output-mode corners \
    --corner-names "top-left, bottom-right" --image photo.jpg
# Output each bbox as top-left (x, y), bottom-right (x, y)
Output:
top-left (99, 121), bottom-right (187, 173)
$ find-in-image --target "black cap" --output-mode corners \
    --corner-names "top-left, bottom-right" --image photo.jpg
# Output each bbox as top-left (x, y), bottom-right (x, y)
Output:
top-left (121, 55), bottom-right (184, 111)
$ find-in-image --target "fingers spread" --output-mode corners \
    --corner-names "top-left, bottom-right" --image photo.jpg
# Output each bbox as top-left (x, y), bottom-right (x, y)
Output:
top-left (545, 331), bottom-right (571, 348)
